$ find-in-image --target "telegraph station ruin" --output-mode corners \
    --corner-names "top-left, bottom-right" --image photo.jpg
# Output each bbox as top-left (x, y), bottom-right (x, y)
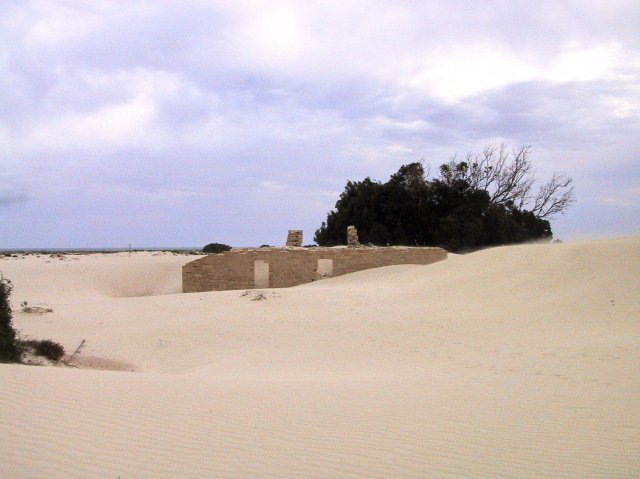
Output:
top-left (183, 227), bottom-right (447, 293)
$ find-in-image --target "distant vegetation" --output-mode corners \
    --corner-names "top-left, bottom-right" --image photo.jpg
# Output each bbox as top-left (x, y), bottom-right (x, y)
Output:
top-left (315, 145), bottom-right (575, 251)
top-left (1, 278), bottom-right (66, 364)
top-left (202, 243), bottom-right (232, 254)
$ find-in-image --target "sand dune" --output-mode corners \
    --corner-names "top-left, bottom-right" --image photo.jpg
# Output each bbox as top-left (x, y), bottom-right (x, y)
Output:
top-left (1, 239), bottom-right (639, 477)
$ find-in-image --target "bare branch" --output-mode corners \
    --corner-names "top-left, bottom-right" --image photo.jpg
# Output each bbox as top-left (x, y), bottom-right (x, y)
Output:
top-left (437, 143), bottom-right (575, 219)
top-left (490, 145), bottom-right (532, 206)
top-left (531, 172), bottom-right (575, 219)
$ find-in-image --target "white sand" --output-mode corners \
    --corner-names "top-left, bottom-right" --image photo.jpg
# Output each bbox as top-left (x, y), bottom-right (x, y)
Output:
top-left (0, 239), bottom-right (638, 478)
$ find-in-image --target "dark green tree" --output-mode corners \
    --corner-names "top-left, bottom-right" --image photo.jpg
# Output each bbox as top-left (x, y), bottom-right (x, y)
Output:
top-left (315, 178), bottom-right (387, 246)
top-left (315, 145), bottom-right (565, 251)
top-left (0, 279), bottom-right (21, 363)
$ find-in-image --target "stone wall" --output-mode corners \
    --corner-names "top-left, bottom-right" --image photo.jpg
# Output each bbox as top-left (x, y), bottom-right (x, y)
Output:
top-left (347, 225), bottom-right (360, 247)
top-left (183, 246), bottom-right (447, 292)
top-left (286, 230), bottom-right (303, 247)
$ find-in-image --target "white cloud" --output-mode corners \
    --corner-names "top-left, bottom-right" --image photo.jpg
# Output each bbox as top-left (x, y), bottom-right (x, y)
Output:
top-left (19, 68), bottom-right (207, 154)
top-left (545, 42), bottom-right (628, 83)
top-left (401, 44), bottom-right (536, 102)
top-left (26, 6), bottom-right (103, 48)
top-left (29, 94), bottom-right (156, 151)
top-left (239, 7), bottom-right (306, 64)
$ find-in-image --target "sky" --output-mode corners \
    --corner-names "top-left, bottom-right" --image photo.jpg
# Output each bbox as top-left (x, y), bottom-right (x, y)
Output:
top-left (1, 0), bottom-right (639, 248)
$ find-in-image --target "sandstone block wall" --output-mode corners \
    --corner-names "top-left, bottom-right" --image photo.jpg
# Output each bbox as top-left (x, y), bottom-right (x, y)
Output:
top-left (347, 226), bottom-right (360, 247)
top-left (183, 246), bottom-right (447, 293)
top-left (286, 230), bottom-right (303, 247)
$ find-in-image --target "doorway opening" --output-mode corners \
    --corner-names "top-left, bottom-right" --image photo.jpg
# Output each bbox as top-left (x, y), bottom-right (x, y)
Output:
top-left (317, 259), bottom-right (333, 278)
top-left (254, 260), bottom-right (269, 288)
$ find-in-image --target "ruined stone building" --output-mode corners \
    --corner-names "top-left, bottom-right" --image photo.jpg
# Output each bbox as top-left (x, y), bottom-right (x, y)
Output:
top-left (183, 227), bottom-right (446, 292)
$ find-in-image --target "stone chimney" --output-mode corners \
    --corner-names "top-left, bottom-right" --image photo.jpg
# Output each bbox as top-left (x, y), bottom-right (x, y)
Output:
top-left (347, 225), bottom-right (360, 247)
top-left (286, 230), bottom-right (303, 247)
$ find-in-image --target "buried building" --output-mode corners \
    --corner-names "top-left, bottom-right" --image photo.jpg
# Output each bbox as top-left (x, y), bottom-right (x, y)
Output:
top-left (182, 227), bottom-right (447, 293)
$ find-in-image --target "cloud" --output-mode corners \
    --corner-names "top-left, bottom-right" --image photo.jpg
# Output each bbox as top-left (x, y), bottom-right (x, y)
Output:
top-left (0, 191), bottom-right (27, 206)
top-left (0, 0), bottom-right (639, 246)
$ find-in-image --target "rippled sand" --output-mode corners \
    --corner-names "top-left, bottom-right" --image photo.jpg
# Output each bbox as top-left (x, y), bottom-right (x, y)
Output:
top-left (1, 238), bottom-right (639, 477)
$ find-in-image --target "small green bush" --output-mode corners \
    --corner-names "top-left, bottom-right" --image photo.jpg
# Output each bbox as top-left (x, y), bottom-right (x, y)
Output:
top-left (0, 278), bottom-right (21, 363)
top-left (1, 278), bottom-right (66, 364)
top-left (23, 339), bottom-right (66, 362)
top-left (202, 243), bottom-right (232, 254)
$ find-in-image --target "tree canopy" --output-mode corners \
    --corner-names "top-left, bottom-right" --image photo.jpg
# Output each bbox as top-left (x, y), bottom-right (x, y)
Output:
top-left (314, 145), bottom-right (574, 251)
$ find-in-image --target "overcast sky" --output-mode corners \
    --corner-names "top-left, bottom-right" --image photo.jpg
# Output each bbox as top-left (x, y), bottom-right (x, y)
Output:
top-left (1, 1), bottom-right (639, 248)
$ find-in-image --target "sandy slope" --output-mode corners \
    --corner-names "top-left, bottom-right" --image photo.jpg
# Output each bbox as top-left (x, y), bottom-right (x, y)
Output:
top-left (0, 240), bottom-right (639, 478)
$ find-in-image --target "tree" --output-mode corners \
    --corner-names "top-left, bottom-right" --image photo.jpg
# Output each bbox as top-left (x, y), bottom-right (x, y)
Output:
top-left (315, 145), bottom-right (571, 251)
top-left (202, 243), bottom-right (232, 254)
top-left (314, 178), bottom-right (387, 246)
top-left (531, 171), bottom-right (575, 219)
top-left (0, 278), bottom-right (21, 363)
top-left (443, 144), bottom-right (575, 219)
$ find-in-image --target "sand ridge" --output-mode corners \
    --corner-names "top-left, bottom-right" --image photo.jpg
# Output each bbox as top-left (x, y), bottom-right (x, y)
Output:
top-left (0, 239), bottom-right (639, 477)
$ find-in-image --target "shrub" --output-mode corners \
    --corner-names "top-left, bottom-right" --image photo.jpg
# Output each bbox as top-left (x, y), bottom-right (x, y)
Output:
top-left (23, 339), bottom-right (66, 362)
top-left (1, 277), bottom-right (66, 364)
top-left (0, 278), bottom-right (21, 363)
top-left (202, 243), bottom-right (232, 254)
